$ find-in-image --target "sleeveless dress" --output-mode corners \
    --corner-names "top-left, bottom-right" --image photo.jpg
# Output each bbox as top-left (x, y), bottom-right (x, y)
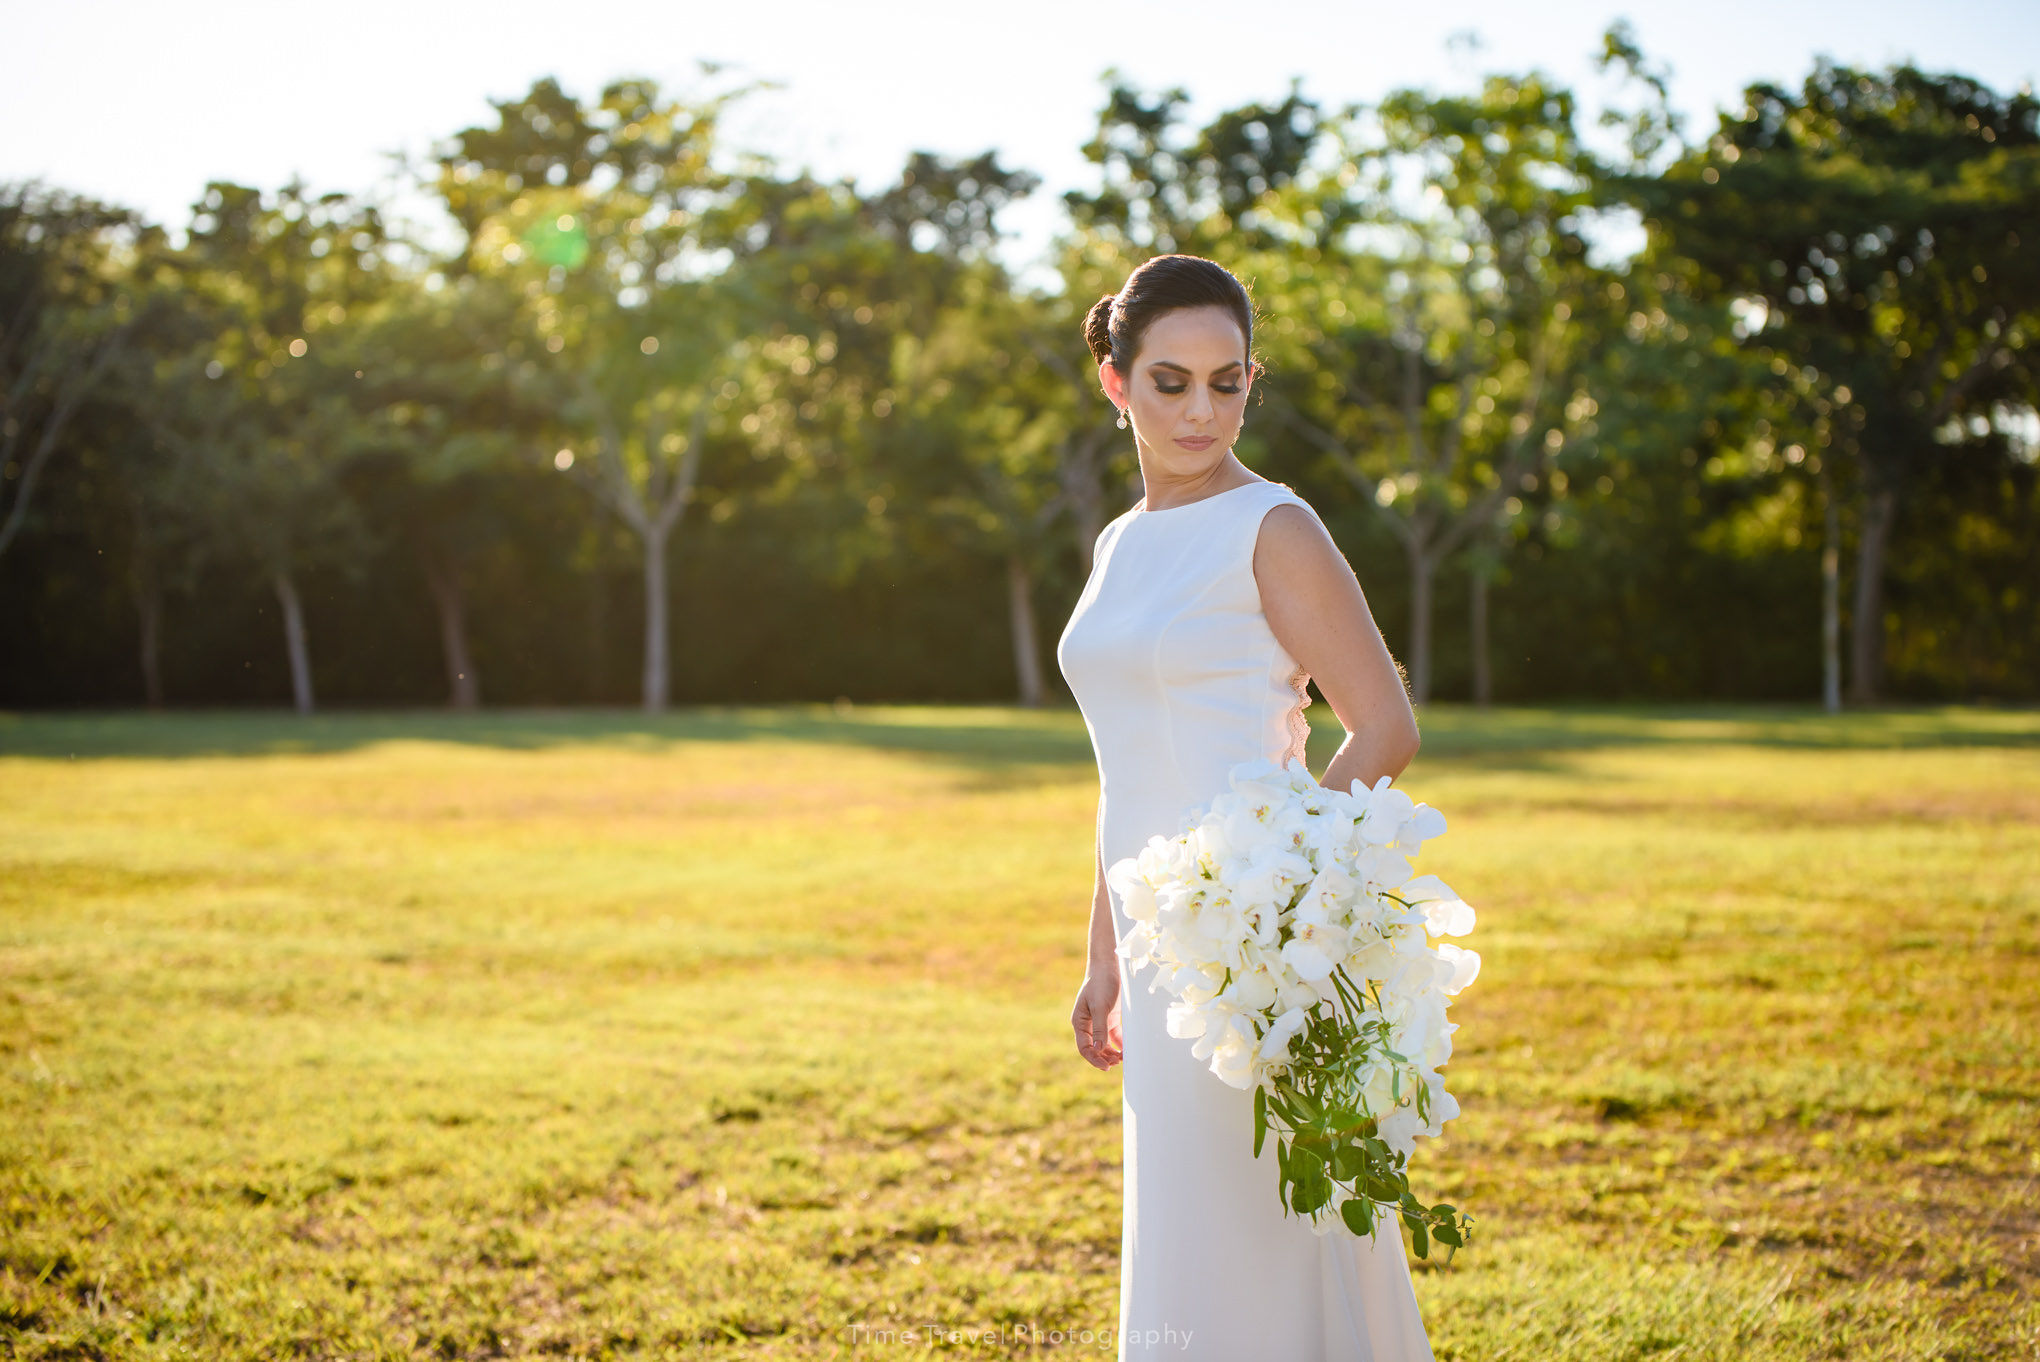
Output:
top-left (1056, 478), bottom-right (1436, 1362)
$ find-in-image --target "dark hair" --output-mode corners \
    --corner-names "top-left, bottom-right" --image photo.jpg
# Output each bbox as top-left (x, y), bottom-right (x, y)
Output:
top-left (1082, 254), bottom-right (1264, 381)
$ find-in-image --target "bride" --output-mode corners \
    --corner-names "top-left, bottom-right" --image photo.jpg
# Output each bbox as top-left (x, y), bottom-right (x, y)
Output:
top-left (1057, 254), bottom-right (1435, 1360)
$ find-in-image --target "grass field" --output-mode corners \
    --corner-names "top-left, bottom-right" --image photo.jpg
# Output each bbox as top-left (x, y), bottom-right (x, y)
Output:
top-left (2, 704), bottom-right (2037, 1360)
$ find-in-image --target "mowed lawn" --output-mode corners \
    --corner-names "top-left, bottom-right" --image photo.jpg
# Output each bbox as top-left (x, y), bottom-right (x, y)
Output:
top-left (2, 704), bottom-right (2036, 1361)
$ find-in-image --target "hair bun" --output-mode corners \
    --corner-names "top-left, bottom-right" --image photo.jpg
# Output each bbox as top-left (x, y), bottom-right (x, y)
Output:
top-left (1079, 257), bottom-right (1258, 382)
top-left (1083, 292), bottom-right (1116, 365)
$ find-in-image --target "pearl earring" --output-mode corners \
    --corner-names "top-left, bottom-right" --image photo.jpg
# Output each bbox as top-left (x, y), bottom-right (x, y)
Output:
top-left (1116, 406), bottom-right (1129, 429)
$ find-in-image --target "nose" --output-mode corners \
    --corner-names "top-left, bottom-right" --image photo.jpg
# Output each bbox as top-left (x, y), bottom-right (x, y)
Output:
top-left (1185, 382), bottom-right (1216, 425)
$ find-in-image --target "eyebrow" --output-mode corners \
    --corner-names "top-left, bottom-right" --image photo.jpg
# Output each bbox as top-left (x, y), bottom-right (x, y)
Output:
top-left (1147, 360), bottom-right (1244, 376)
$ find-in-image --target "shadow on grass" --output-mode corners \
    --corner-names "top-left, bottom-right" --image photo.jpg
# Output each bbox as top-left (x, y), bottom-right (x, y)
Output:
top-left (1, 702), bottom-right (2035, 768)
top-left (0, 704), bottom-right (1100, 769)
top-left (1408, 703), bottom-right (2040, 755)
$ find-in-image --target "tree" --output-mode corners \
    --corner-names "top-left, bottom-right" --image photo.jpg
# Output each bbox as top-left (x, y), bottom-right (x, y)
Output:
top-left (712, 145), bottom-right (1057, 705)
top-left (1062, 75), bottom-right (1331, 260)
top-left (436, 74), bottom-right (768, 711)
top-left (0, 184), bottom-right (138, 560)
top-left (321, 280), bottom-right (538, 708)
top-left (151, 181), bottom-right (390, 713)
top-left (1628, 63), bottom-right (2040, 701)
top-left (1259, 74), bottom-right (1613, 704)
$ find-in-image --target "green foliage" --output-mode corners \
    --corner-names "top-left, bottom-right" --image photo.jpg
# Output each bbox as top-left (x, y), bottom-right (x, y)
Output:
top-left (1619, 62), bottom-right (2040, 699)
top-left (1252, 959), bottom-right (1477, 1260)
top-left (2, 42), bottom-right (2038, 710)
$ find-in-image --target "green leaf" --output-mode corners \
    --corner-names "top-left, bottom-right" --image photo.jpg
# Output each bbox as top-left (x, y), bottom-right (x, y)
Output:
top-left (1282, 1085), bottom-right (1323, 1122)
top-left (1293, 1166), bottom-right (1332, 1214)
top-left (1341, 1197), bottom-right (1374, 1236)
top-left (1254, 1086), bottom-right (1268, 1158)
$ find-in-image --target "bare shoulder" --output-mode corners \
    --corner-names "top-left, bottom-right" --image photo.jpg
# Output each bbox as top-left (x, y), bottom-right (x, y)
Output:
top-left (1252, 501), bottom-right (1348, 584)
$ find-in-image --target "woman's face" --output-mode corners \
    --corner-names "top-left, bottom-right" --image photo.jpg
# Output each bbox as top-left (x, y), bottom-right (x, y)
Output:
top-left (1101, 305), bottom-right (1253, 481)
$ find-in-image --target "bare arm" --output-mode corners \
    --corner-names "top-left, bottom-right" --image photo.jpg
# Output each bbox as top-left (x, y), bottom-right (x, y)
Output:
top-left (1071, 806), bottom-right (1123, 1071)
top-left (1253, 503), bottom-right (1421, 792)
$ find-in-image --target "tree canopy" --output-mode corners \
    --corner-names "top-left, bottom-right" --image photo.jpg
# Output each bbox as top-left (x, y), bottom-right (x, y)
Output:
top-left (2, 38), bottom-right (2034, 712)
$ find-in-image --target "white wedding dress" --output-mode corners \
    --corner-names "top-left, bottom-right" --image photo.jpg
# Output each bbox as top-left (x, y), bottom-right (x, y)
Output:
top-left (1057, 478), bottom-right (1436, 1362)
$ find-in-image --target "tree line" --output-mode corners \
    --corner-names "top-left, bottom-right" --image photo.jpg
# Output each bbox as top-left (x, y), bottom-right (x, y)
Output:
top-left (3, 30), bottom-right (2035, 713)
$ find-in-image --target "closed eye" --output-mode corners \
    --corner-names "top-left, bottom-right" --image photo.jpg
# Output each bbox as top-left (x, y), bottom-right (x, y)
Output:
top-left (1156, 384), bottom-right (1242, 395)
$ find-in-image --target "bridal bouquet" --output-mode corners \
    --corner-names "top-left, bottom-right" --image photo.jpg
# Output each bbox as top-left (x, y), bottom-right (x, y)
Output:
top-left (1107, 758), bottom-right (1478, 1257)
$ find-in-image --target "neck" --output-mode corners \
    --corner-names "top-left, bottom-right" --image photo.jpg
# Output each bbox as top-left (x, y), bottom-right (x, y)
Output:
top-left (1138, 452), bottom-right (1250, 511)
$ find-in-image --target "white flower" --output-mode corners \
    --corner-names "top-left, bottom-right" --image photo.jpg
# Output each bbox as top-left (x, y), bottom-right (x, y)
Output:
top-left (1293, 864), bottom-right (1357, 925)
top-left (1275, 978), bottom-right (1321, 1015)
top-left (1229, 759), bottom-right (1291, 798)
top-left (1399, 874), bottom-right (1475, 936)
top-left (1281, 920), bottom-right (1351, 982)
top-left (1424, 897), bottom-right (1475, 938)
top-left (1340, 935), bottom-right (1396, 984)
top-left (1257, 1005), bottom-right (1311, 1062)
top-left (1205, 1017), bottom-right (1259, 1089)
top-left (1355, 843), bottom-right (1413, 895)
top-left (1355, 777), bottom-right (1417, 845)
top-left (1106, 857), bottom-right (1158, 922)
top-left (1114, 759), bottom-right (1473, 1210)
top-left (1118, 920), bottom-right (1158, 969)
top-left (1166, 996), bottom-right (1209, 1040)
top-left (1358, 1058), bottom-right (1398, 1116)
top-left (1375, 1105), bottom-right (1424, 1160)
top-left (1226, 962), bottom-right (1280, 1014)
top-left (1421, 1081), bottom-right (1461, 1134)
top-left (1234, 848), bottom-right (1314, 913)
top-left (1434, 942), bottom-right (1481, 995)
top-left (1135, 834), bottom-right (1184, 884)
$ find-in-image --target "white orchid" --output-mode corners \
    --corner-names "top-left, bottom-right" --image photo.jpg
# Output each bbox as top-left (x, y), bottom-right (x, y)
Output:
top-left (1280, 919), bottom-right (1351, 982)
top-left (1108, 758), bottom-right (1478, 1244)
top-left (1434, 942), bottom-right (1482, 996)
top-left (1258, 1005), bottom-right (1312, 1061)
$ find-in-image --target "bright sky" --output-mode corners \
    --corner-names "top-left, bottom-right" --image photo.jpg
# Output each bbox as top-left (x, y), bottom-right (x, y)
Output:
top-left (10, 0), bottom-right (2037, 289)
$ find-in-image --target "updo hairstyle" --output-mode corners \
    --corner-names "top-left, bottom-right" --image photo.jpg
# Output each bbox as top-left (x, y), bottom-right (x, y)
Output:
top-left (1082, 254), bottom-right (1265, 385)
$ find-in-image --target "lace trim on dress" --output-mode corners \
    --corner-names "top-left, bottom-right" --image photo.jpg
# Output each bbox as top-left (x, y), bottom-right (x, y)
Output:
top-left (1280, 665), bottom-right (1311, 768)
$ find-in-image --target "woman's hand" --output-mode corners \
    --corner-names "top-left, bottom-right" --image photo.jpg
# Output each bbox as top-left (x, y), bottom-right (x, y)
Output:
top-left (1072, 967), bottom-right (1124, 1071)
top-left (1074, 829), bottom-right (1124, 1070)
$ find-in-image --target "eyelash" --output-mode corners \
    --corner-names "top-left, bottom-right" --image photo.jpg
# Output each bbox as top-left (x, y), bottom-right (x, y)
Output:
top-left (1155, 384), bottom-right (1241, 396)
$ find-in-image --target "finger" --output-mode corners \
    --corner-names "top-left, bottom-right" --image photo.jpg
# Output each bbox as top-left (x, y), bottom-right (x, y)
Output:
top-left (1072, 1011), bottom-right (1099, 1066)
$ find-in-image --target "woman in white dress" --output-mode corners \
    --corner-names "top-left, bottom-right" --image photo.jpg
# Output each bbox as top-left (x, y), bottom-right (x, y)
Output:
top-left (1058, 255), bottom-right (1436, 1361)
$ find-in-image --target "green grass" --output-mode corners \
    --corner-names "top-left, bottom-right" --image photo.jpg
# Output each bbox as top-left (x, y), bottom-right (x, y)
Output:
top-left (2, 703), bottom-right (2036, 1360)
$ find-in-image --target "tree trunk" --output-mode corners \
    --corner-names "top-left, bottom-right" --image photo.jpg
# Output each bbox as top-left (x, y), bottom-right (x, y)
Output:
top-left (136, 585), bottom-right (164, 710)
top-left (1469, 565), bottom-right (1491, 709)
top-left (1846, 483), bottom-right (1896, 705)
top-left (640, 522), bottom-right (669, 713)
top-left (1006, 552), bottom-right (1044, 708)
top-left (0, 330), bottom-right (125, 560)
top-left (272, 570), bottom-right (315, 715)
top-left (1820, 465), bottom-right (1842, 713)
top-left (421, 549), bottom-right (480, 710)
top-left (1074, 501), bottom-right (1105, 577)
top-left (1406, 540), bottom-right (1434, 706)
top-left (127, 529), bottom-right (165, 710)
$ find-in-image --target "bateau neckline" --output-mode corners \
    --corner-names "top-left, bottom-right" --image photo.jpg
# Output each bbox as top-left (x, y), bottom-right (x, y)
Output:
top-left (1132, 479), bottom-right (1281, 516)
